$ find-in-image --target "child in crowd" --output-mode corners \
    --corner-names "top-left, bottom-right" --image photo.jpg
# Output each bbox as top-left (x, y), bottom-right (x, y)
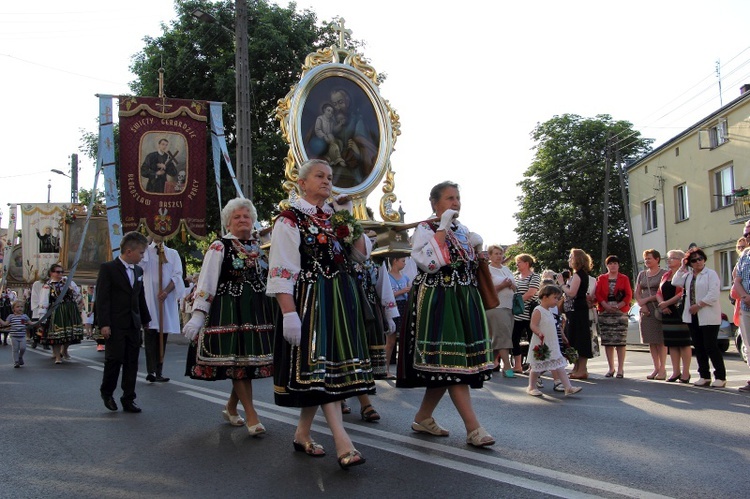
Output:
top-left (0, 300), bottom-right (31, 368)
top-left (527, 285), bottom-right (582, 397)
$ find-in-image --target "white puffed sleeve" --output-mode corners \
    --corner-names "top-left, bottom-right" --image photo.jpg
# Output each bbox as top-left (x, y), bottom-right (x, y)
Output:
top-left (265, 215), bottom-right (301, 296)
top-left (410, 222), bottom-right (451, 274)
top-left (191, 240), bottom-right (224, 314)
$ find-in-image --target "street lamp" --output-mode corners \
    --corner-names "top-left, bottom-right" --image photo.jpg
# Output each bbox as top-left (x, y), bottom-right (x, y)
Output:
top-left (192, 2), bottom-right (253, 200)
top-left (51, 164), bottom-right (78, 204)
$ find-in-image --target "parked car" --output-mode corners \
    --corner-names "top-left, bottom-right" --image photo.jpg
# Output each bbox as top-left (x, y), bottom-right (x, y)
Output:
top-left (736, 328), bottom-right (748, 362)
top-left (626, 303), bottom-right (732, 351)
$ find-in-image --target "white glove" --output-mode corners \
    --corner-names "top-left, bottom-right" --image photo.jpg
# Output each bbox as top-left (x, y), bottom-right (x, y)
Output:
top-left (468, 232), bottom-right (483, 249)
top-left (387, 317), bottom-right (396, 334)
top-left (332, 194), bottom-right (353, 213)
top-left (183, 313), bottom-right (204, 341)
top-left (283, 312), bottom-right (302, 347)
top-left (438, 209), bottom-right (458, 231)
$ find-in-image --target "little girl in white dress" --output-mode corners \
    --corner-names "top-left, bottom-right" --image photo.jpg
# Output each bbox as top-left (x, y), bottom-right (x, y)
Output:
top-left (527, 284), bottom-right (582, 397)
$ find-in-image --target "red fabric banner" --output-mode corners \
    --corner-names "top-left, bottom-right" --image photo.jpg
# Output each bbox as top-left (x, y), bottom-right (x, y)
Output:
top-left (118, 96), bottom-right (207, 239)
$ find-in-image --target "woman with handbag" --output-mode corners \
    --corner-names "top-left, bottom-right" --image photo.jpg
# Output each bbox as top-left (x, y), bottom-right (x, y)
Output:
top-left (635, 249), bottom-right (667, 380)
top-left (512, 254), bottom-right (541, 374)
top-left (487, 244), bottom-right (516, 377)
top-left (595, 255), bottom-right (632, 378)
top-left (657, 249), bottom-right (692, 383)
top-left (563, 249), bottom-right (593, 379)
top-left (672, 247), bottom-right (725, 387)
top-left (397, 181), bottom-right (495, 448)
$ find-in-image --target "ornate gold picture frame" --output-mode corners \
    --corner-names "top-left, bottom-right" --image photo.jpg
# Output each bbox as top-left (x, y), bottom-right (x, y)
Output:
top-left (60, 217), bottom-right (112, 284)
top-left (277, 31), bottom-right (401, 221)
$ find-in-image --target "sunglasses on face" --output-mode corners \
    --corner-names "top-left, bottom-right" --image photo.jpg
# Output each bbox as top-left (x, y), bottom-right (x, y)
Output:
top-left (689, 258), bottom-right (704, 263)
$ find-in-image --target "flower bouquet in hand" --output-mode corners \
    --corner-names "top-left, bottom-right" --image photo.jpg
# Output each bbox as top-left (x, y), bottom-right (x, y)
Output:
top-left (563, 345), bottom-right (579, 364)
top-left (330, 210), bottom-right (363, 245)
top-left (532, 336), bottom-right (550, 361)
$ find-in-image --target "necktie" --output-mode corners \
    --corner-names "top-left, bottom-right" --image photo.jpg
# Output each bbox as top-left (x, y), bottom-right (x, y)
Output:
top-left (126, 264), bottom-right (135, 286)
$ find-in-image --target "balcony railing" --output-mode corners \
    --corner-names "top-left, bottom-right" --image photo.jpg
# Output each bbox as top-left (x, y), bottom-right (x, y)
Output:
top-left (734, 192), bottom-right (750, 218)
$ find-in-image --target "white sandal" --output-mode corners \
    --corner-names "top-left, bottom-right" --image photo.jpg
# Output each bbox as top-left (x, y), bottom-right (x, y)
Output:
top-left (466, 426), bottom-right (495, 447)
top-left (411, 417), bottom-right (449, 436)
top-left (222, 406), bottom-right (246, 426)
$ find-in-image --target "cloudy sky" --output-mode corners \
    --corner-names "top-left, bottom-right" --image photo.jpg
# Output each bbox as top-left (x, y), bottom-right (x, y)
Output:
top-left (3, 0), bottom-right (750, 245)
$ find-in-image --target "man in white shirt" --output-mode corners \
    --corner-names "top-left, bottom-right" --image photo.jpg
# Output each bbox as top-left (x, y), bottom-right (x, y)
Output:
top-left (139, 238), bottom-right (185, 382)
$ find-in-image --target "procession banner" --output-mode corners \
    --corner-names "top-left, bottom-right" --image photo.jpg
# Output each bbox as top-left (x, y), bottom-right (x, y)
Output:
top-left (119, 96), bottom-right (208, 239)
top-left (99, 95), bottom-right (124, 258)
top-left (20, 203), bottom-right (70, 282)
top-left (209, 101), bottom-right (244, 209)
top-left (0, 205), bottom-right (17, 288)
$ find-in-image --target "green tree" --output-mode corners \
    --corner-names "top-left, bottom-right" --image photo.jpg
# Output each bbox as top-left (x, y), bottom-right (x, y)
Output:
top-left (514, 114), bottom-right (652, 278)
top-left (129, 0), bottom-right (341, 227)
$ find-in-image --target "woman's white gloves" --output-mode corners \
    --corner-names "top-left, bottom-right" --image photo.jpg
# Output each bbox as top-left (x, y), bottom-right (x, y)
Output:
top-left (332, 195), bottom-right (353, 213)
top-left (183, 313), bottom-right (204, 341)
top-left (438, 209), bottom-right (458, 231)
top-left (468, 232), bottom-right (483, 249)
top-left (283, 312), bottom-right (302, 346)
top-left (387, 317), bottom-right (397, 334)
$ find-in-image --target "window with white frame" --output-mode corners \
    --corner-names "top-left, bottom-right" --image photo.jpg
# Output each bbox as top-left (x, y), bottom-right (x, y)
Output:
top-left (675, 183), bottom-right (689, 222)
top-left (643, 198), bottom-right (657, 233)
top-left (699, 118), bottom-right (729, 149)
top-left (718, 249), bottom-right (737, 289)
top-left (712, 164), bottom-right (734, 210)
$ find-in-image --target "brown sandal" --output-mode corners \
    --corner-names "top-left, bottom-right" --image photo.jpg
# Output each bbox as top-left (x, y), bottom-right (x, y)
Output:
top-left (340, 401), bottom-right (351, 414)
top-left (338, 449), bottom-right (366, 470)
top-left (293, 440), bottom-right (326, 457)
top-left (360, 404), bottom-right (380, 422)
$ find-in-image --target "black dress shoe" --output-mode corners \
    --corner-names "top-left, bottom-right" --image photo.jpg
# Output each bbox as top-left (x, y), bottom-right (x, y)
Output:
top-left (154, 375), bottom-right (170, 382)
top-left (122, 401), bottom-right (142, 413)
top-left (102, 395), bottom-right (118, 411)
top-left (146, 374), bottom-right (156, 382)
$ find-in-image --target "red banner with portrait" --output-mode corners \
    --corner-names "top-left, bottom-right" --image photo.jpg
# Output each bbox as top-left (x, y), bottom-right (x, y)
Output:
top-left (118, 96), bottom-right (207, 239)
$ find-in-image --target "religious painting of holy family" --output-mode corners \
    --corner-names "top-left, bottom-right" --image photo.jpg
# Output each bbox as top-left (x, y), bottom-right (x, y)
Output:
top-left (299, 76), bottom-right (381, 190)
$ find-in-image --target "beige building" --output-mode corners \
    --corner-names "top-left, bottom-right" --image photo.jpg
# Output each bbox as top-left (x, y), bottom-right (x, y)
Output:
top-left (627, 85), bottom-right (750, 319)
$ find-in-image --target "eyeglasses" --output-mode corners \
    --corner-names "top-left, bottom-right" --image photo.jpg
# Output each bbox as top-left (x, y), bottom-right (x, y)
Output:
top-left (689, 258), bottom-right (704, 263)
top-left (667, 256), bottom-right (681, 260)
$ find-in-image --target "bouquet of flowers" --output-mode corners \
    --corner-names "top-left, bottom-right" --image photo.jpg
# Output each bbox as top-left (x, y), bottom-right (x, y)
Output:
top-left (532, 339), bottom-right (550, 361)
top-left (563, 346), bottom-right (579, 364)
top-left (330, 210), bottom-right (363, 245)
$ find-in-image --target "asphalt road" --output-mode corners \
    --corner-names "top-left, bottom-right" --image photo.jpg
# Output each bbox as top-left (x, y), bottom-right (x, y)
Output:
top-left (2, 338), bottom-right (749, 499)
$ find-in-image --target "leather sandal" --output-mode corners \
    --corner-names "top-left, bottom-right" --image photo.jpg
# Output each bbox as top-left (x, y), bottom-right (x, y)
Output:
top-left (338, 449), bottom-right (366, 470)
top-left (222, 406), bottom-right (246, 427)
top-left (360, 404), bottom-right (380, 422)
top-left (340, 401), bottom-right (351, 414)
top-left (466, 426), bottom-right (495, 447)
top-left (246, 422), bottom-right (266, 436)
top-left (411, 417), bottom-right (449, 436)
top-left (293, 440), bottom-right (326, 457)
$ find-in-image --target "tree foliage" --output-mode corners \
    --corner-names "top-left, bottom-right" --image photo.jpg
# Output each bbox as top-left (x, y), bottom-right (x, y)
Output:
top-left (514, 114), bottom-right (652, 278)
top-left (129, 0), bottom-right (341, 226)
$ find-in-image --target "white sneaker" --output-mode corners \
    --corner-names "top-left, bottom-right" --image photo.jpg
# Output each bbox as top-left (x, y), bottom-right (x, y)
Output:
top-left (693, 378), bottom-right (711, 387)
top-left (710, 379), bottom-right (727, 388)
top-left (536, 379), bottom-right (544, 388)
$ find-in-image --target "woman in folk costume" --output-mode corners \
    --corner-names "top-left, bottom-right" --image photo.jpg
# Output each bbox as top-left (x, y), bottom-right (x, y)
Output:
top-left (396, 181), bottom-right (495, 448)
top-left (182, 198), bottom-right (275, 437)
top-left (267, 159), bottom-right (374, 470)
top-left (36, 263), bottom-right (83, 364)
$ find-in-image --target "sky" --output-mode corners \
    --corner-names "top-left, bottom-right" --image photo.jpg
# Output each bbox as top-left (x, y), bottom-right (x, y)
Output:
top-left (3, 0), bottom-right (750, 247)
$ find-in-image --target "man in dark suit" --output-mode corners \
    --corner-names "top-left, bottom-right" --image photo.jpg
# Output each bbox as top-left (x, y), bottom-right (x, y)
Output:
top-left (96, 232), bottom-right (151, 413)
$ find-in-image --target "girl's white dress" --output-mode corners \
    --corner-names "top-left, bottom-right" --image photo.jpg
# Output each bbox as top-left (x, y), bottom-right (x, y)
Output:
top-left (528, 306), bottom-right (568, 372)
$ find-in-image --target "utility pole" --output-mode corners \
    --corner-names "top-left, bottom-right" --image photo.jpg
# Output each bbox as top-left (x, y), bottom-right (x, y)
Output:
top-left (70, 153), bottom-right (79, 203)
top-left (616, 147), bottom-right (638, 283)
top-left (601, 134), bottom-right (611, 273)
top-left (235, 0), bottom-right (253, 199)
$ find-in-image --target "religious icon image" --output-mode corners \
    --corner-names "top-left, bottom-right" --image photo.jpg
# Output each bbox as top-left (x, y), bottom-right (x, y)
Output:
top-left (139, 132), bottom-right (188, 194)
top-left (302, 78), bottom-right (380, 189)
top-left (36, 225), bottom-right (60, 253)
